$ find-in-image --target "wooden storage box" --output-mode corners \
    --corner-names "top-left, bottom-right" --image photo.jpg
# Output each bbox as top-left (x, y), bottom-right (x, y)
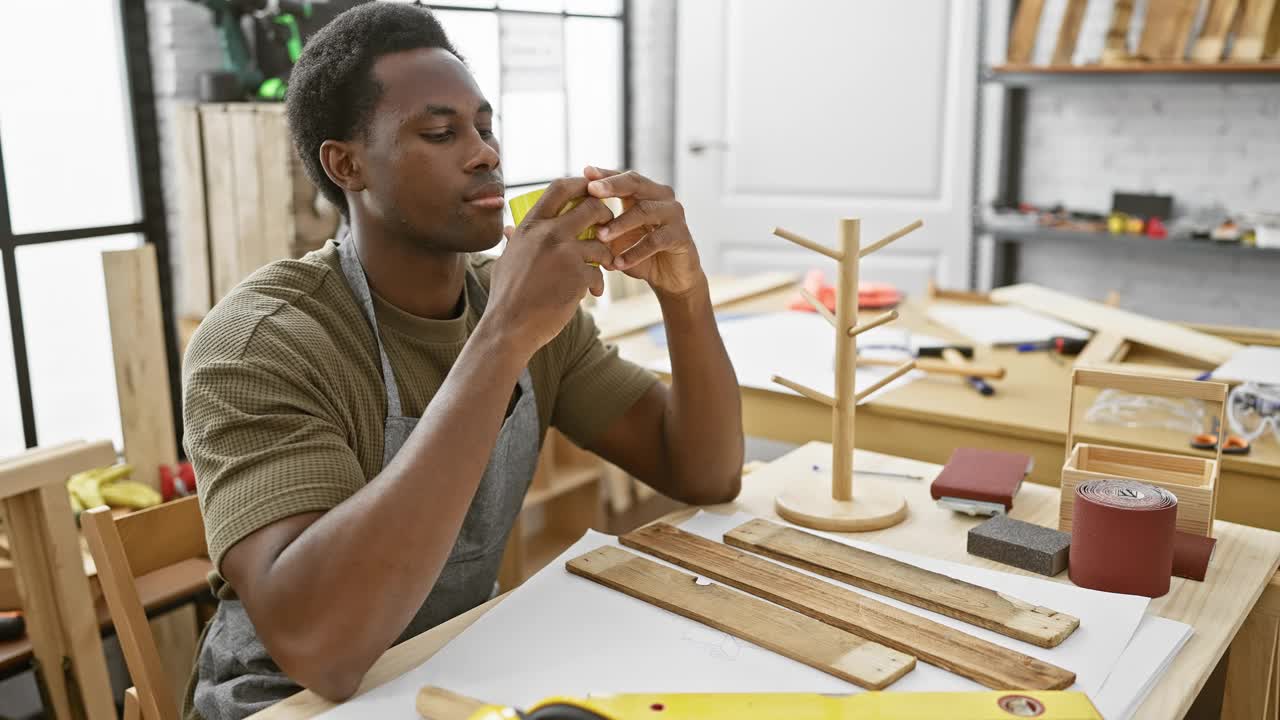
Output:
top-left (1060, 443), bottom-right (1218, 537)
top-left (1058, 369), bottom-right (1228, 538)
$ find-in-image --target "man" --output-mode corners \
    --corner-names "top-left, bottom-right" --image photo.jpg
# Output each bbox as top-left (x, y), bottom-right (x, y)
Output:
top-left (181, 3), bottom-right (743, 718)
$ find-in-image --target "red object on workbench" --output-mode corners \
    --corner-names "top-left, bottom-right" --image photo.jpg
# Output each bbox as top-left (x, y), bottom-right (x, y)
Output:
top-left (788, 270), bottom-right (902, 312)
top-left (1146, 217), bottom-right (1168, 239)
top-left (160, 462), bottom-right (197, 502)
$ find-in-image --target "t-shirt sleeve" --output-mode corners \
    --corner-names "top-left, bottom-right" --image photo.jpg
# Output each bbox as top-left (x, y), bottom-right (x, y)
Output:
top-left (549, 306), bottom-right (659, 448)
top-left (183, 334), bottom-right (364, 573)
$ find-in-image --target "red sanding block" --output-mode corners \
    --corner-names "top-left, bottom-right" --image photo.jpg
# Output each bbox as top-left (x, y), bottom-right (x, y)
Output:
top-left (930, 448), bottom-right (1033, 514)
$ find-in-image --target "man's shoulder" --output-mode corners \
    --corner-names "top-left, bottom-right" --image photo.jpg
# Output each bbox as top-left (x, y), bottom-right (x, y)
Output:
top-left (184, 243), bottom-right (355, 369)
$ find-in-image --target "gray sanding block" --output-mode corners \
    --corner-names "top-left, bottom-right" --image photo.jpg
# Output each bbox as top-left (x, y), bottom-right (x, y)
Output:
top-left (967, 515), bottom-right (1071, 576)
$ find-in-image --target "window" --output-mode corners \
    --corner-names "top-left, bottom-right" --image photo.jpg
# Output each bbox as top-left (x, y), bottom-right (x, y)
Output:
top-left (0, 4), bottom-right (174, 454)
top-left (384, 0), bottom-right (630, 222)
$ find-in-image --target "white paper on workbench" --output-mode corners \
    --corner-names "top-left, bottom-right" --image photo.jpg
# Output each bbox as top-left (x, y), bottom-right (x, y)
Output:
top-left (640, 312), bottom-right (940, 403)
top-left (1092, 614), bottom-right (1193, 720)
top-left (316, 511), bottom-right (1185, 720)
top-left (926, 305), bottom-right (1091, 346)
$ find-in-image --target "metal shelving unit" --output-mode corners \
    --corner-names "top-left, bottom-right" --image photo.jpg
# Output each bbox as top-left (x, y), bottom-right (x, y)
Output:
top-left (981, 224), bottom-right (1280, 257)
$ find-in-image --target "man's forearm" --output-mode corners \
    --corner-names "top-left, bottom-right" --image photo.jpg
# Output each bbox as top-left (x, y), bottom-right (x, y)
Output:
top-left (658, 278), bottom-right (744, 503)
top-left (246, 319), bottom-right (531, 697)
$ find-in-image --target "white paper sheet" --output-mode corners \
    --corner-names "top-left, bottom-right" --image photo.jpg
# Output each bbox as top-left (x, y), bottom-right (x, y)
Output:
top-left (1091, 615), bottom-right (1194, 720)
top-left (927, 305), bottom-right (1091, 346)
top-left (641, 312), bottom-right (939, 403)
top-left (317, 511), bottom-right (1186, 720)
top-left (1214, 345), bottom-right (1280, 385)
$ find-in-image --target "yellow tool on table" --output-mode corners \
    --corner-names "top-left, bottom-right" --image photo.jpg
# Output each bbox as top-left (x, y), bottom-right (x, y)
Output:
top-left (421, 687), bottom-right (1102, 720)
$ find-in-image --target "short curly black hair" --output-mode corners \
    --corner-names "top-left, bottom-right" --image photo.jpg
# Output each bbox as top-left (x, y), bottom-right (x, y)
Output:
top-left (286, 2), bottom-right (462, 215)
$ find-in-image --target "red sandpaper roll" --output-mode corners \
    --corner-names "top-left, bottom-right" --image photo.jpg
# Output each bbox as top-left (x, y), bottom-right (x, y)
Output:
top-left (1069, 479), bottom-right (1178, 598)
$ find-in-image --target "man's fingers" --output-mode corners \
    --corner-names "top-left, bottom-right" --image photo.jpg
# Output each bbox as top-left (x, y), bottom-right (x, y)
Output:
top-left (583, 165), bottom-right (623, 181)
top-left (576, 238), bottom-right (616, 269)
top-left (596, 199), bottom-right (684, 243)
top-left (530, 177), bottom-right (589, 219)
top-left (582, 263), bottom-right (606, 298)
top-left (586, 169), bottom-right (673, 201)
top-left (615, 225), bottom-right (679, 270)
top-left (555, 196), bottom-right (614, 237)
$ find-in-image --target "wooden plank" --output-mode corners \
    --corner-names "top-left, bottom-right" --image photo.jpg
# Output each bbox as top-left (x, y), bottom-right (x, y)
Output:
top-left (103, 246), bottom-right (179, 490)
top-left (150, 604), bottom-right (198, 712)
top-left (1267, 4), bottom-right (1280, 58)
top-left (1074, 331), bottom-right (1130, 366)
top-left (723, 518), bottom-right (1080, 648)
top-left (416, 687), bottom-right (486, 720)
top-left (116, 496), bottom-right (206, 577)
top-left (1072, 367), bottom-right (1228, 402)
top-left (1221, 609), bottom-right (1278, 719)
top-left (566, 545), bottom-right (916, 690)
top-left (619, 523), bottom-right (1076, 691)
top-left (1138, 0), bottom-right (1203, 60)
top-left (229, 106), bottom-right (267, 287)
top-left (172, 102), bottom-right (213, 317)
top-left (991, 283), bottom-right (1242, 365)
top-left (1051, 0), bottom-right (1090, 65)
top-left (199, 106), bottom-right (242, 302)
top-left (255, 106), bottom-right (297, 267)
top-left (0, 441), bottom-right (117, 502)
top-left (1192, 0), bottom-right (1242, 61)
top-left (595, 272), bottom-right (796, 341)
top-left (1102, 0), bottom-right (1137, 62)
top-left (1229, 0), bottom-right (1278, 59)
top-left (1007, 0), bottom-right (1046, 63)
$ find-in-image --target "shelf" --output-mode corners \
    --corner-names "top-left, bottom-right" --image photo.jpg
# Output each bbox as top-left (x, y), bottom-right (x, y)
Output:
top-left (980, 224), bottom-right (1280, 256)
top-left (986, 62), bottom-right (1280, 85)
top-left (522, 465), bottom-right (601, 510)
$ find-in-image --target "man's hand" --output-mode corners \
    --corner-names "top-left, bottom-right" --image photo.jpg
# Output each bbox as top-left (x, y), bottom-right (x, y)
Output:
top-left (485, 177), bottom-right (615, 357)
top-left (584, 166), bottom-right (705, 298)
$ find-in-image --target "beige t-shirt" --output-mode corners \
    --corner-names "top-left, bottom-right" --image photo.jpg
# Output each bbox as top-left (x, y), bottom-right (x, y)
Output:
top-left (182, 241), bottom-right (657, 583)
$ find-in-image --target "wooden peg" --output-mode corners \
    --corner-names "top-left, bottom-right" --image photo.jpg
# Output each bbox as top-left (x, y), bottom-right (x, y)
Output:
top-left (854, 361), bottom-right (916, 403)
top-left (773, 227), bottom-right (843, 261)
top-left (859, 219), bottom-right (922, 259)
top-left (848, 310), bottom-right (899, 337)
top-left (798, 288), bottom-right (836, 328)
top-left (771, 375), bottom-right (836, 407)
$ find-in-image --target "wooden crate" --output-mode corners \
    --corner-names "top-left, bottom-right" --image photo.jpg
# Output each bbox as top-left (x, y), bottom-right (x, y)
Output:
top-left (1059, 443), bottom-right (1218, 536)
top-left (172, 102), bottom-right (340, 317)
top-left (1058, 368), bottom-right (1228, 538)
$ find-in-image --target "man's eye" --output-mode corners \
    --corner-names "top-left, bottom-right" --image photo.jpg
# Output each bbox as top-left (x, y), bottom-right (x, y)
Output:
top-left (422, 131), bottom-right (453, 142)
top-left (477, 127), bottom-right (495, 139)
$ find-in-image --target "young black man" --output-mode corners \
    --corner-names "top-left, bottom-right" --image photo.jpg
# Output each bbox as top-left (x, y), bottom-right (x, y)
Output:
top-left (180, 4), bottom-right (743, 718)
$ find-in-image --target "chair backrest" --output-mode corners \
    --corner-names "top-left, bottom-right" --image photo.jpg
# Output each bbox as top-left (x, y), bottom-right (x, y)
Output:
top-left (82, 496), bottom-right (207, 720)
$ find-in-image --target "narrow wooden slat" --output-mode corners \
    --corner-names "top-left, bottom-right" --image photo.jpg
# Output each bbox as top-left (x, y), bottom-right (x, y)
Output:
top-left (416, 687), bottom-right (488, 720)
top-left (256, 106), bottom-right (298, 265)
top-left (1072, 368), bottom-right (1228, 403)
top-left (619, 524), bottom-right (1076, 691)
top-left (103, 245), bottom-right (179, 490)
top-left (723, 519), bottom-right (1079, 648)
top-left (1051, 0), bottom-right (1090, 64)
top-left (1229, 0), bottom-right (1278, 60)
top-left (172, 102), bottom-right (213, 317)
top-left (1192, 0), bottom-right (1241, 61)
top-left (857, 220), bottom-right (922, 259)
top-left (0, 441), bottom-right (116, 502)
top-left (200, 106), bottom-right (242, 302)
top-left (1008, 0), bottom-right (1046, 63)
top-left (229, 106), bottom-right (267, 285)
top-left (1074, 331), bottom-right (1130, 366)
top-left (1138, 0), bottom-right (1203, 60)
top-left (116, 496), bottom-right (207, 577)
top-left (773, 227), bottom-right (843, 261)
top-left (1102, 0), bottom-right (1136, 62)
top-left (566, 546), bottom-right (916, 690)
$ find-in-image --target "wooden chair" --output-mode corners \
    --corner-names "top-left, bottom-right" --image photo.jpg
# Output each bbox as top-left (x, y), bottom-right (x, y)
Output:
top-left (82, 495), bottom-right (207, 720)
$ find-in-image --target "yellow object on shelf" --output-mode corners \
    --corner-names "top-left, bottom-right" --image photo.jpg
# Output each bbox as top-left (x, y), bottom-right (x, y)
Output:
top-left (66, 463), bottom-right (161, 512)
top-left (100, 481), bottom-right (162, 510)
top-left (461, 691), bottom-right (1102, 720)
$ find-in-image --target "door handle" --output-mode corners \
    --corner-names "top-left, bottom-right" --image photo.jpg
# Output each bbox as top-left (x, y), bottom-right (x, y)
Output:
top-left (687, 140), bottom-right (729, 155)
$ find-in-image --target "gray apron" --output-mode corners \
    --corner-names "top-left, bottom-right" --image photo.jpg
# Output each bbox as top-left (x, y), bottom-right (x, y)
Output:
top-left (190, 239), bottom-right (540, 720)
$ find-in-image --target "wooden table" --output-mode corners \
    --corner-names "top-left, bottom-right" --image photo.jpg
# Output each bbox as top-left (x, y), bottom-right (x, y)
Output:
top-left (612, 288), bottom-right (1280, 532)
top-left (253, 444), bottom-right (1280, 720)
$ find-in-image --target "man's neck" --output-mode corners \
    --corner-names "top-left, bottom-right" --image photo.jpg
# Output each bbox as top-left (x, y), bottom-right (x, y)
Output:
top-left (349, 219), bottom-right (466, 321)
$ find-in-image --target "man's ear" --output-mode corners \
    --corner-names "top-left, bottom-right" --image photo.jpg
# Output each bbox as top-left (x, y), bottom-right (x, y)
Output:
top-left (319, 139), bottom-right (366, 194)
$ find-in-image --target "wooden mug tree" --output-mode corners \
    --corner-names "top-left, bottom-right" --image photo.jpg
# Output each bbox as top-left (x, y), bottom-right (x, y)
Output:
top-left (770, 217), bottom-right (923, 531)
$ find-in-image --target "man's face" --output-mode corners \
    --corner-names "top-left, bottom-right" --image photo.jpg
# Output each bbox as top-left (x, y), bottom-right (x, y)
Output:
top-left (357, 48), bottom-right (504, 253)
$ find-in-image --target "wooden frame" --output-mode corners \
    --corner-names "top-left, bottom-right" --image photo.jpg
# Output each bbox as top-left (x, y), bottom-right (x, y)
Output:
top-left (767, 218), bottom-right (920, 531)
top-left (1059, 369), bottom-right (1228, 537)
top-left (0, 441), bottom-right (118, 720)
top-left (81, 496), bottom-right (208, 720)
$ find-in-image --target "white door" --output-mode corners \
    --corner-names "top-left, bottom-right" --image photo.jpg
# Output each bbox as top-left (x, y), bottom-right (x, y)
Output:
top-left (676, 1), bottom-right (979, 293)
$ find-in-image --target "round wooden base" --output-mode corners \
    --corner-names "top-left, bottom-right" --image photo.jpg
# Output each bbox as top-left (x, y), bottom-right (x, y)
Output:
top-left (774, 480), bottom-right (908, 532)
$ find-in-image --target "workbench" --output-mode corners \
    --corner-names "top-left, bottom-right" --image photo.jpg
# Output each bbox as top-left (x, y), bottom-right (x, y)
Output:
top-left (250, 444), bottom-right (1280, 720)
top-left (611, 286), bottom-right (1280, 532)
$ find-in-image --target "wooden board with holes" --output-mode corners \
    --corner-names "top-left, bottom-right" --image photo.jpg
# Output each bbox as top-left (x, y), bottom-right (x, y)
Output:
top-left (1102, 0), bottom-right (1137, 62)
top-left (1230, 0), bottom-right (1279, 59)
top-left (1051, 0), bottom-right (1090, 65)
top-left (619, 523), bottom-right (1076, 691)
top-left (1138, 0), bottom-right (1202, 60)
top-left (103, 245), bottom-right (179, 490)
top-left (723, 519), bottom-right (1080, 648)
top-left (1192, 0), bottom-right (1242, 61)
top-left (1007, 0), bottom-right (1046, 63)
top-left (566, 545), bottom-right (916, 690)
top-left (990, 283), bottom-right (1242, 365)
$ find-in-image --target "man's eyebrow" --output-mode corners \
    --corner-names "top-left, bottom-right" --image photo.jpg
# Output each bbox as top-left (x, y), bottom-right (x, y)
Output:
top-left (417, 101), bottom-right (493, 119)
